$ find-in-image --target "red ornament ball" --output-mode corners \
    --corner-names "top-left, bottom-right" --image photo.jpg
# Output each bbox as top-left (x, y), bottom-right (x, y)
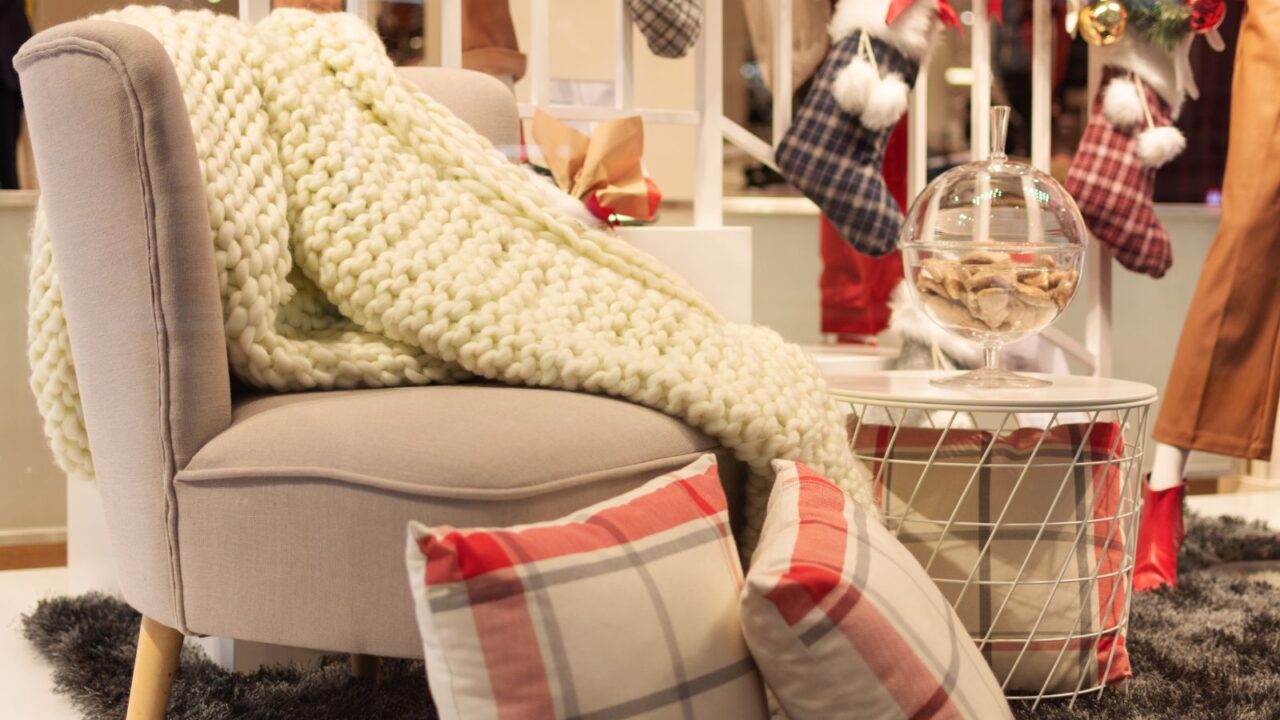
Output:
top-left (1189, 0), bottom-right (1226, 32)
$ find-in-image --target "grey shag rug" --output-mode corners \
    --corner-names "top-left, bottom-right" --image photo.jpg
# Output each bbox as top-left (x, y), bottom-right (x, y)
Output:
top-left (23, 514), bottom-right (1280, 719)
top-left (23, 598), bottom-right (436, 720)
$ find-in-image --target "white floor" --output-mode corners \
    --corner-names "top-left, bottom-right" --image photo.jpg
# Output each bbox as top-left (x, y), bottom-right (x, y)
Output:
top-left (1186, 489), bottom-right (1280, 525)
top-left (0, 566), bottom-right (80, 720)
top-left (1, 491), bottom-right (1276, 718)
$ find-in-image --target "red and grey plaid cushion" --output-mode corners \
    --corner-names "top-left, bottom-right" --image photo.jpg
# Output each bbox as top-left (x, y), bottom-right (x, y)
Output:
top-left (1065, 66), bottom-right (1173, 279)
top-left (851, 422), bottom-right (1133, 695)
top-left (741, 460), bottom-right (1012, 719)
top-left (405, 454), bottom-right (768, 720)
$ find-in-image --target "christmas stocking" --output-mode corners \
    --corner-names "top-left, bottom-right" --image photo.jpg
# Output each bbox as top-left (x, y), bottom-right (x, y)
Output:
top-left (776, 0), bottom-right (938, 257)
top-left (1065, 66), bottom-right (1186, 279)
top-left (625, 0), bottom-right (702, 59)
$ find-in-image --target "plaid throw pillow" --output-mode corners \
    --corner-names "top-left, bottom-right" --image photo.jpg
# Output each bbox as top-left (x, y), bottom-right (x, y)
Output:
top-left (405, 454), bottom-right (768, 720)
top-left (776, 33), bottom-right (918, 257)
top-left (741, 460), bottom-right (1012, 720)
top-left (851, 422), bottom-right (1133, 695)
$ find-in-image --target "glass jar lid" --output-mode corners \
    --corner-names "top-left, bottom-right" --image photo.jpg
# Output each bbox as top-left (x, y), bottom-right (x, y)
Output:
top-left (899, 107), bottom-right (1087, 251)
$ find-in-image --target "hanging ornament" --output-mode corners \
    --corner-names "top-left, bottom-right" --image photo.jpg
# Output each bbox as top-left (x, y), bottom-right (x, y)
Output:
top-left (1078, 0), bottom-right (1128, 46)
top-left (1188, 0), bottom-right (1226, 32)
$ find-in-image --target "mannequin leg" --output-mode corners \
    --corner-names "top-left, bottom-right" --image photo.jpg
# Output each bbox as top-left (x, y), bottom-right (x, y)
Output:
top-left (1138, 3), bottom-right (1280, 591)
top-left (1152, 3), bottom-right (1280, 461)
top-left (1148, 442), bottom-right (1190, 491)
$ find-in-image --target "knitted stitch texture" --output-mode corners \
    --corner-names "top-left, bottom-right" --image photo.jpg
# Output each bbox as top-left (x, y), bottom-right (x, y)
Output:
top-left (26, 7), bottom-right (871, 546)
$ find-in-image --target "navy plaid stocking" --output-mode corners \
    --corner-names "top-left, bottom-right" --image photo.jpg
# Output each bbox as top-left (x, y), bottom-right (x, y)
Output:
top-left (777, 33), bottom-right (919, 257)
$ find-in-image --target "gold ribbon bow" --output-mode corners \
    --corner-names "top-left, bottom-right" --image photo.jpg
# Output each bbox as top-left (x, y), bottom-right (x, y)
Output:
top-left (532, 109), bottom-right (654, 221)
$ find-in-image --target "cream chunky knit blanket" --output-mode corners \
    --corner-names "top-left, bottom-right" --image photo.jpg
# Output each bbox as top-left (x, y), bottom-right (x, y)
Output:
top-left (27, 7), bottom-right (870, 545)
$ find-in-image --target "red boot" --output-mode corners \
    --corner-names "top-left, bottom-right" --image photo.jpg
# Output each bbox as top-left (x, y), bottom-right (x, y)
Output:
top-left (1132, 480), bottom-right (1185, 592)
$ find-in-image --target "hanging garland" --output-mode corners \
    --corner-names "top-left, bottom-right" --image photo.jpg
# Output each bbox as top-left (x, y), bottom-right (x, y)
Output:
top-left (881, 0), bottom-right (1226, 51)
top-left (1128, 0), bottom-right (1193, 47)
top-left (1074, 0), bottom-right (1225, 49)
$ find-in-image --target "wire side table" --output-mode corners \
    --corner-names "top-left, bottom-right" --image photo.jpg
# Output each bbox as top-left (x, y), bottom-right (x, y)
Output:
top-left (828, 370), bottom-right (1158, 709)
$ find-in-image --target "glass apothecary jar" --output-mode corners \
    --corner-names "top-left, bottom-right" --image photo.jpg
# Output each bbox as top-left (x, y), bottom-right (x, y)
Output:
top-left (899, 107), bottom-right (1088, 389)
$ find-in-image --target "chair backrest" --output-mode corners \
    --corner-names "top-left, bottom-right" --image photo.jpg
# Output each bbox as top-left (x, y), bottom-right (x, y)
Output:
top-left (396, 66), bottom-right (521, 157)
top-left (18, 20), bottom-right (230, 631)
top-left (17, 19), bottom-right (521, 632)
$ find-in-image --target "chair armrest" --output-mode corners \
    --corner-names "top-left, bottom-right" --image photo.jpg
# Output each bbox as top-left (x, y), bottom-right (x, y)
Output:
top-left (17, 20), bottom-right (231, 631)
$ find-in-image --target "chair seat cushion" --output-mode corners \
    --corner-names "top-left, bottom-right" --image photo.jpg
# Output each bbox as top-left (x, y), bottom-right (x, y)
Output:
top-left (183, 383), bottom-right (723, 498)
top-left (174, 384), bottom-right (745, 659)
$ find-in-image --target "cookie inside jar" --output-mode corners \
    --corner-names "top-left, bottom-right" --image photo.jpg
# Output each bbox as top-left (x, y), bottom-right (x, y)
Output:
top-left (915, 250), bottom-right (1078, 336)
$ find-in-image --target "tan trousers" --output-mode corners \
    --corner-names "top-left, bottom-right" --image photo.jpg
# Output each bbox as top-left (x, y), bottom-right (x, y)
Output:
top-left (462, 0), bottom-right (526, 81)
top-left (1154, 2), bottom-right (1280, 460)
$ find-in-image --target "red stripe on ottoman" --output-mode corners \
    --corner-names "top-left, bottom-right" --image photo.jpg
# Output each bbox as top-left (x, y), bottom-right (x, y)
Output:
top-left (1087, 423), bottom-right (1131, 685)
top-left (849, 421), bottom-right (1133, 693)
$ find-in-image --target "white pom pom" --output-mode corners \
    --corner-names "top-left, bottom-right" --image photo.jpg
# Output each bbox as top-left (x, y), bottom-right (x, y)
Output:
top-left (859, 73), bottom-right (910, 131)
top-left (832, 58), bottom-right (878, 115)
top-left (1136, 126), bottom-right (1186, 168)
top-left (1102, 78), bottom-right (1145, 128)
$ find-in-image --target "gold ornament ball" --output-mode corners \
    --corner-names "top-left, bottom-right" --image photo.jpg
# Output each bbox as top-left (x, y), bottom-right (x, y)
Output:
top-left (1078, 1), bottom-right (1128, 46)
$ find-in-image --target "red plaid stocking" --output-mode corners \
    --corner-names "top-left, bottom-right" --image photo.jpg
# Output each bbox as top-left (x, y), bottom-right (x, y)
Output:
top-left (1065, 68), bottom-right (1181, 279)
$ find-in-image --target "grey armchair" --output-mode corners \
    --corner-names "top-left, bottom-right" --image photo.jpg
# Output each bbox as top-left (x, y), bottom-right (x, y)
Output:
top-left (16, 20), bottom-right (745, 719)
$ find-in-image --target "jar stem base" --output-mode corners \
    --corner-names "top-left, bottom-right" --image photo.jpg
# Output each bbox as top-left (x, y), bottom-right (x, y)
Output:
top-left (929, 367), bottom-right (1052, 389)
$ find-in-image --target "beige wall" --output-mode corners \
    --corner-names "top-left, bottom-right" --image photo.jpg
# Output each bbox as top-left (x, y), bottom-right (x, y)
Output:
top-left (0, 196), bottom-right (65, 538)
top-left (32, 0), bottom-right (130, 30)
top-left (32, 0), bottom-right (234, 30)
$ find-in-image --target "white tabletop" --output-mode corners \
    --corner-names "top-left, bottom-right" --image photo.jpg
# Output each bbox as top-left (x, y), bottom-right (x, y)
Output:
top-left (827, 370), bottom-right (1158, 412)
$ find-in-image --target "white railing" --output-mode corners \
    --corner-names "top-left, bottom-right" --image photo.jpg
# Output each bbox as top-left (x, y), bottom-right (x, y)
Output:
top-left (239, 0), bottom-right (1110, 374)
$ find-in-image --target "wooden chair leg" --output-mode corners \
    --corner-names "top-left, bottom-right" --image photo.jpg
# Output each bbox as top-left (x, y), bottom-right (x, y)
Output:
top-left (126, 616), bottom-right (183, 720)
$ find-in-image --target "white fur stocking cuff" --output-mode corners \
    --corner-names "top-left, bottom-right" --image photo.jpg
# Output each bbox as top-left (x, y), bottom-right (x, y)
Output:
top-left (829, 0), bottom-right (940, 62)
